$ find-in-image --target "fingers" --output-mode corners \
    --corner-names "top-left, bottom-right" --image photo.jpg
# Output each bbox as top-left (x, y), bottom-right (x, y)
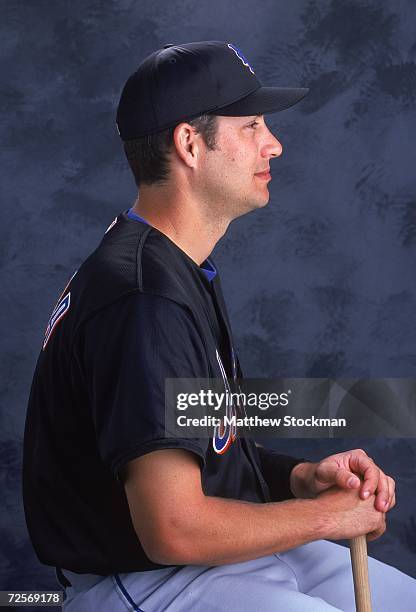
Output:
top-left (348, 450), bottom-right (379, 497)
top-left (385, 476), bottom-right (396, 510)
top-left (373, 472), bottom-right (390, 511)
top-left (348, 450), bottom-right (396, 512)
top-left (315, 462), bottom-right (360, 492)
top-left (315, 449), bottom-right (397, 513)
top-left (370, 471), bottom-right (396, 512)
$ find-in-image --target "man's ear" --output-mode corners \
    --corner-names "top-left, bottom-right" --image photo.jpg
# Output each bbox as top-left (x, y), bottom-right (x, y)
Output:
top-left (172, 122), bottom-right (200, 168)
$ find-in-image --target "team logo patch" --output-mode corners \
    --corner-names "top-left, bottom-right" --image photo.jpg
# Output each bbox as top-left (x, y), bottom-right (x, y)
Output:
top-left (105, 216), bottom-right (118, 234)
top-left (213, 349), bottom-right (237, 455)
top-left (227, 43), bottom-right (255, 75)
top-left (42, 270), bottom-right (77, 351)
top-left (43, 292), bottom-right (71, 350)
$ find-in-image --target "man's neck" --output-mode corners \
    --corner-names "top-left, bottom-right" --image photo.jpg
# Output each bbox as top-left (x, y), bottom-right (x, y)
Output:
top-left (130, 186), bottom-right (230, 266)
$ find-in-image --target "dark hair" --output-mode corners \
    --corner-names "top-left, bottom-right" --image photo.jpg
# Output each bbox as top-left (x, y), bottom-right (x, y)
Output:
top-left (123, 114), bottom-right (218, 188)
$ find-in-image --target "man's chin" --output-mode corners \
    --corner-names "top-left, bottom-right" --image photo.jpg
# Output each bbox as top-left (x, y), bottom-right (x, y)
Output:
top-left (254, 191), bottom-right (270, 209)
top-left (235, 195), bottom-right (269, 220)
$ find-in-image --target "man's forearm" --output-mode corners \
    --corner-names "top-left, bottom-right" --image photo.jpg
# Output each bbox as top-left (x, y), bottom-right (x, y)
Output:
top-left (151, 494), bottom-right (328, 566)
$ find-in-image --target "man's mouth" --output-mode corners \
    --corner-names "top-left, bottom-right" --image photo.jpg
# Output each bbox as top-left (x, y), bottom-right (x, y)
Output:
top-left (254, 169), bottom-right (271, 180)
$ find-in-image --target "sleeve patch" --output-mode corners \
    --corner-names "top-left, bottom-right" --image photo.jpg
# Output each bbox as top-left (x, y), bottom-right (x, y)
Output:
top-left (43, 292), bottom-right (71, 350)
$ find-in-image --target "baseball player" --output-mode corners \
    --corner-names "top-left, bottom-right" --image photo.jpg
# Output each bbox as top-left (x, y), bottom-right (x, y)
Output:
top-left (23, 41), bottom-right (416, 611)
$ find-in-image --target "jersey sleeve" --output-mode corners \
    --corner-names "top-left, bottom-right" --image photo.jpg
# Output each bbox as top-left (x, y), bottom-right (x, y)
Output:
top-left (81, 292), bottom-right (210, 480)
top-left (255, 445), bottom-right (307, 502)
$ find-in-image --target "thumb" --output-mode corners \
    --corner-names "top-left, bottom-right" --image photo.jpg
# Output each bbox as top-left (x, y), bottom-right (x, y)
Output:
top-left (315, 462), bottom-right (361, 491)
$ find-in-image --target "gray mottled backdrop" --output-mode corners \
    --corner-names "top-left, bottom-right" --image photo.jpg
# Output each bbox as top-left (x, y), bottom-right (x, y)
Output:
top-left (1, 0), bottom-right (415, 601)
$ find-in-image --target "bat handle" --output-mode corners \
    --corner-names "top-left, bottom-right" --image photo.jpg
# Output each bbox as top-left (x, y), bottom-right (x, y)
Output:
top-left (349, 535), bottom-right (372, 612)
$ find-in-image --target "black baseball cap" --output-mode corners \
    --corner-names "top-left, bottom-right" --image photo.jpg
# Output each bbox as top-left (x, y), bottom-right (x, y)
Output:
top-left (116, 41), bottom-right (309, 141)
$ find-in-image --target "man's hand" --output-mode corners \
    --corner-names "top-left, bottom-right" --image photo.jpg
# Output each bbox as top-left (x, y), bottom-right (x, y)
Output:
top-left (290, 448), bottom-right (396, 512)
top-left (318, 486), bottom-right (387, 542)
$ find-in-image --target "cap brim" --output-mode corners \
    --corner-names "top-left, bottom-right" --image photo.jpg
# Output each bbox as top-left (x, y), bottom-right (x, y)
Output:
top-left (213, 86), bottom-right (309, 117)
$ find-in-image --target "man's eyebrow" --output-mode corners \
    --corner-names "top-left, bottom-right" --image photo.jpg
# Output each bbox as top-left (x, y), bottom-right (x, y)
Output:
top-left (241, 114), bottom-right (264, 123)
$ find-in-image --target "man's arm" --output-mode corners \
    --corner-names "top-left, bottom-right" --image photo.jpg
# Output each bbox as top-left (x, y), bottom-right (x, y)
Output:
top-left (122, 448), bottom-right (386, 567)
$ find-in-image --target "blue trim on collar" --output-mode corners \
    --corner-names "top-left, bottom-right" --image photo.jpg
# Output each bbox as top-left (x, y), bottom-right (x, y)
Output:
top-left (201, 258), bottom-right (217, 282)
top-left (127, 208), bottom-right (149, 225)
top-left (126, 208), bottom-right (217, 282)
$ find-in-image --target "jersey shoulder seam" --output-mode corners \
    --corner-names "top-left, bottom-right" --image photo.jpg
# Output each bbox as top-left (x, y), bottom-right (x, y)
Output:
top-left (68, 288), bottom-right (209, 374)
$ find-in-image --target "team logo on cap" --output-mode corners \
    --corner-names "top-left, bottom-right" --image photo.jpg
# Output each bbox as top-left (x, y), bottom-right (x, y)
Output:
top-left (227, 43), bottom-right (255, 75)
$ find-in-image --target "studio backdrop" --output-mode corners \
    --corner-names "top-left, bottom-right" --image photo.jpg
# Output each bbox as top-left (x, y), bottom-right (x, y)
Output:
top-left (1, 0), bottom-right (415, 597)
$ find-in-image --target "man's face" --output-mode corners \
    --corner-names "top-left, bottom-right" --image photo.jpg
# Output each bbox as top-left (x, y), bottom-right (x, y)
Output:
top-left (197, 115), bottom-right (283, 220)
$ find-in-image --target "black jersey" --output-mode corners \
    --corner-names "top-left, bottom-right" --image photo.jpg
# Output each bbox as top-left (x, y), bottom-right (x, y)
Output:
top-left (23, 211), bottom-right (303, 575)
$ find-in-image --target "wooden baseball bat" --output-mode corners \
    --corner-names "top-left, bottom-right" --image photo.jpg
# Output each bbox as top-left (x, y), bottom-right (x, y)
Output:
top-left (349, 534), bottom-right (372, 612)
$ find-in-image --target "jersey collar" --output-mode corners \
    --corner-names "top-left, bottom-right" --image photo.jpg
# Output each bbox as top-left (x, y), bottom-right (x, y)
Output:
top-left (126, 208), bottom-right (217, 282)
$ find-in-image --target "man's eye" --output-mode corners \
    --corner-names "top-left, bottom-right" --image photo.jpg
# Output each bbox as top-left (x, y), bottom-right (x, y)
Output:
top-left (248, 121), bottom-right (259, 129)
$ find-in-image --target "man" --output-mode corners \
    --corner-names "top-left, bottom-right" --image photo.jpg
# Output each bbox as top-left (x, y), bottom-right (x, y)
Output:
top-left (23, 41), bottom-right (415, 611)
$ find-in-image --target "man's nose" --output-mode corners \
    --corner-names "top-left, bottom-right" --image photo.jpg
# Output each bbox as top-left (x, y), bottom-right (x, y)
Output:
top-left (262, 128), bottom-right (283, 158)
